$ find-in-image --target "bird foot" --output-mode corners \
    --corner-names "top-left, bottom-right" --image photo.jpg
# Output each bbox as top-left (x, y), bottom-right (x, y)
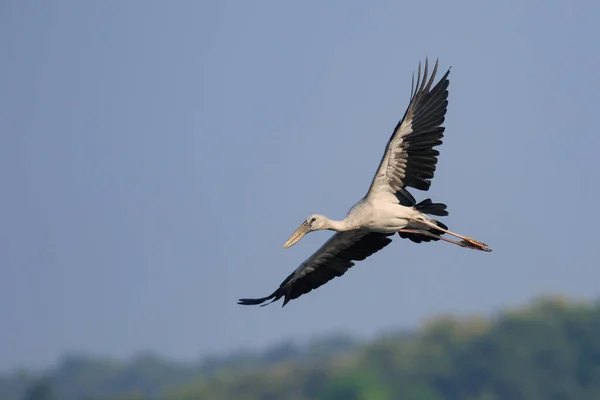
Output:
top-left (459, 238), bottom-right (492, 252)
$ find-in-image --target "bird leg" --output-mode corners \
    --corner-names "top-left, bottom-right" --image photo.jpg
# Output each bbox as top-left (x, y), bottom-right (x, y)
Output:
top-left (399, 229), bottom-right (473, 248)
top-left (405, 218), bottom-right (492, 252)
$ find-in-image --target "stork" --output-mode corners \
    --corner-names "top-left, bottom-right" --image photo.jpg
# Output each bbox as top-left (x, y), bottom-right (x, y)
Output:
top-left (238, 58), bottom-right (491, 307)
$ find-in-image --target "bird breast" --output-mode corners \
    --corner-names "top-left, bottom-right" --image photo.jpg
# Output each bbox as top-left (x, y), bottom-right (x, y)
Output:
top-left (352, 201), bottom-right (412, 233)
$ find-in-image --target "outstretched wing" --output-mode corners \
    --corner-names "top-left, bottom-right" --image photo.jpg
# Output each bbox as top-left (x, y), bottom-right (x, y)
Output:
top-left (238, 230), bottom-right (393, 307)
top-left (367, 58), bottom-right (451, 200)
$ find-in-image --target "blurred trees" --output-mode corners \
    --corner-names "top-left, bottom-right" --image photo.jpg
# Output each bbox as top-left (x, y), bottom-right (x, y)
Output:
top-left (22, 379), bottom-right (56, 400)
top-left (5, 295), bottom-right (600, 400)
top-left (164, 295), bottom-right (600, 400)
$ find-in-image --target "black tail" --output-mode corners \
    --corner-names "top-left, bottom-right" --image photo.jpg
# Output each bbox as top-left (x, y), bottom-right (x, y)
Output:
top-left (398, 196), bottom-right (449, 243)
top-left (413, 198), bottom-right (448, 216)
top-left (399, 219), bottom-right (448, 243)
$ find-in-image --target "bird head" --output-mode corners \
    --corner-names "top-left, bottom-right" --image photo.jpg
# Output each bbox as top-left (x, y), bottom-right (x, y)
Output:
top-left (283, 214), bottom-right (328, 248)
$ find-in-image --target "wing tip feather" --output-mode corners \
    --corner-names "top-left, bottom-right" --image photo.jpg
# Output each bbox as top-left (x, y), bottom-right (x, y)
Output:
top-left (237, 290), bottom-right (281, 307)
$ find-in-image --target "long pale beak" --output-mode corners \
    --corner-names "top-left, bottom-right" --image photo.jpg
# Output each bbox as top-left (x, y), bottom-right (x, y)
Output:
top-left (283, 221), bottom-right (310, 248)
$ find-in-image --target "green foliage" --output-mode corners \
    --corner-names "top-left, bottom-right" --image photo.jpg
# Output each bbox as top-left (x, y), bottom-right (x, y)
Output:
top-left (318, 369), bottom-right (392, 400)
top-left (4, 295), bottom-right (600, 400)
top-left (87, 395), bottom-right (146, 400)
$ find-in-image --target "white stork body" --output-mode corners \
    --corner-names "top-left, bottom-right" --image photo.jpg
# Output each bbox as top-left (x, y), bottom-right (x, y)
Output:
top-left (239, 58), bottom-right (491, 308)
top-left (311, 200), bottom-right (422, 234)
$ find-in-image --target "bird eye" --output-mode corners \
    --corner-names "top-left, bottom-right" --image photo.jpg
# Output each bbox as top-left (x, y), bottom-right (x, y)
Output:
top-left (310, 217), bottom-right (316, 223)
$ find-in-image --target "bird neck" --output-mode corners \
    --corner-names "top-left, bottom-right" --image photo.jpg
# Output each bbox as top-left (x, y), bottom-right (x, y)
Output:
top-left (325, 218), bottom-right (352, 232)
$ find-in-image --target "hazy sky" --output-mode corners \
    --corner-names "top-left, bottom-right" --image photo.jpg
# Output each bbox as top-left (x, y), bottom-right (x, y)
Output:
top-left (1, 0), bottom-right (599, 372)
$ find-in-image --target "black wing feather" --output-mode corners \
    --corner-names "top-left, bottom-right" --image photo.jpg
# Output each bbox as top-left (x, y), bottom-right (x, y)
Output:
top-left (368, 58), bottom-right (451, 195)
top-left (237, 231), bottom-right (393, 307)
top-left (399, 64), bottom-right (450, 191)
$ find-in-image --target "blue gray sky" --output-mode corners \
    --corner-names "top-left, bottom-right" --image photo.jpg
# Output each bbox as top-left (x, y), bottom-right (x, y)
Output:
top-left (1, 0), bottom-right (599, 372)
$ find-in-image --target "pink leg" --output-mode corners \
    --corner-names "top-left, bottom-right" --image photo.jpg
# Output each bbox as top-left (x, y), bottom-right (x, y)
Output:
top-left (399, 229), bottom-right (473, 248)
top-left (404, 219), bottom-right (492, 252)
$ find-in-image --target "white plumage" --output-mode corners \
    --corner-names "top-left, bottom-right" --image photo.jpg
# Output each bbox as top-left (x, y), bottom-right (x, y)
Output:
top-left (239, 58), bottom-right (491, 308)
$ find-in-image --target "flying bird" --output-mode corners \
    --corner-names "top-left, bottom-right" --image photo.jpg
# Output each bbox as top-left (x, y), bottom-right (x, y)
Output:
top-left (238, 58), bottom-right (491, 308)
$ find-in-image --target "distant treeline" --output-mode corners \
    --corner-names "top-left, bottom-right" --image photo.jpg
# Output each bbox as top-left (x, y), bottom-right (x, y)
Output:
top-left (6, 295), bottom-right (600, 400)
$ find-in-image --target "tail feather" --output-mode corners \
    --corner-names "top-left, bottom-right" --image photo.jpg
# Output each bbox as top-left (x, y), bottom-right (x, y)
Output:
top-left (430, 219), bottom-right (447, 236)
top-left (414, 198), bottom-right (448, 216)
top-left (399, 219), bottom-right (447, 243)
top-left (399, 206), bottom-right (449, 243)
top-left (399, 196), bottom-right (449, 243)
top-left (399, 230), bottom-right (435, 243)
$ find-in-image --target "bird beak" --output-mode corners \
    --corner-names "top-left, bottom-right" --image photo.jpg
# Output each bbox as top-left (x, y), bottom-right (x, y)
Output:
top-left (283, 221), bottom-right (310, 248)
